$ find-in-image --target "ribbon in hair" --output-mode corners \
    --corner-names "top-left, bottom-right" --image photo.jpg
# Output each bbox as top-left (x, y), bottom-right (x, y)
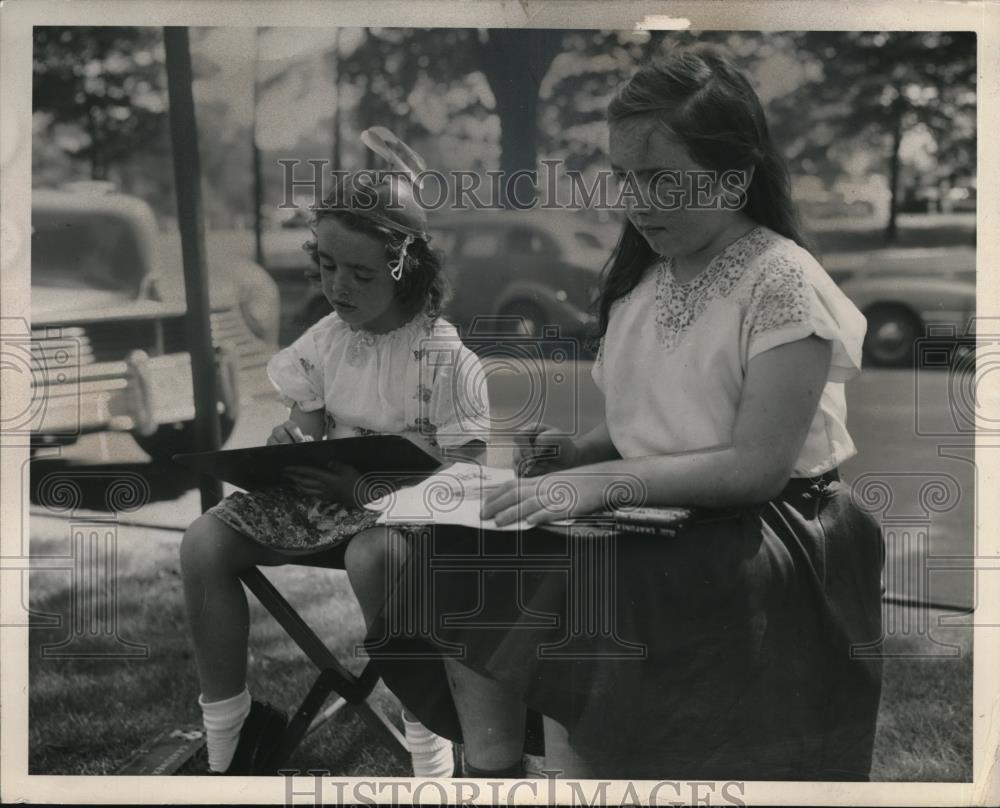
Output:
top-left (389, 233), bottom-right (414, 281)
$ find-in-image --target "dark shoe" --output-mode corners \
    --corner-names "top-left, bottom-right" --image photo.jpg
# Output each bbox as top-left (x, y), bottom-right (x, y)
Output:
top-left (213, 700), bottom-right (287, 775)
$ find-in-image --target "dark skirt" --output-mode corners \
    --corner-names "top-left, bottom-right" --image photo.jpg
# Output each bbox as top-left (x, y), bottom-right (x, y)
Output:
top-left (362, 473), bottom-right (885, 781)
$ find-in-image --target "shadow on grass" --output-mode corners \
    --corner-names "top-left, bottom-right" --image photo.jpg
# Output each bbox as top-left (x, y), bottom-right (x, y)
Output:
top-left (28, 558), bottom-right (409, 776)
top-left (29, 456), bottom-right (199, 512)
top-left (29, 558), bottom-right (972, 780)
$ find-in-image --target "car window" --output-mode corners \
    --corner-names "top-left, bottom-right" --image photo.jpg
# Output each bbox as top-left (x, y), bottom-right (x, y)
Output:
top-left (460, 230), bottom-right (501, 258)
top-left (31, 211), bottom-right (144, 294)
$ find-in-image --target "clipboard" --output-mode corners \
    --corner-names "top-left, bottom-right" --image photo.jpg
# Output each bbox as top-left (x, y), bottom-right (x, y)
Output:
top-left (172, 435), bottom-right (442, 492)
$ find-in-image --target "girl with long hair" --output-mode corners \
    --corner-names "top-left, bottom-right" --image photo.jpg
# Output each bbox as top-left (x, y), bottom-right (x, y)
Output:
top-left (346, 47), bottom-right (885, 781)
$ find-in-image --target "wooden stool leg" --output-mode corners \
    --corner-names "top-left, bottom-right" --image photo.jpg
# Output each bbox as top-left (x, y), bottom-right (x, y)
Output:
top-left (352, 701), bottom-right (412, 767)
top-left (274, 669), bottom-right (348, 769)
top-left (239, 567), bottom-right (412, 771)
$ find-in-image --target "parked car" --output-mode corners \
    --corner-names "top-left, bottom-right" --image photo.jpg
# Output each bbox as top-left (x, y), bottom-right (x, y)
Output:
top-left (432, 210), bottom-right (617, 340)
top-left (824, 246), bottom-right (976, 367)
top-left (30, 187), bottom-right (281, 460)
top-left (262, 209), bottom-right (619, 346)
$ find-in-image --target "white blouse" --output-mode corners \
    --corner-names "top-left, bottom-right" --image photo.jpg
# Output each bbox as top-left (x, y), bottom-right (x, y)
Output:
top-left (592, 225), bottom-right (867, 477)
top-left (267, 311), bottom-right (491, 457)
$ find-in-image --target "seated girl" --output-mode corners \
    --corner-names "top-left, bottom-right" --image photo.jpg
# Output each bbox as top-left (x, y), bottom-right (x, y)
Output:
top-left (344, 48), bottom-right (885, 782)
top-left (180, 144), bottom-right (490, 775)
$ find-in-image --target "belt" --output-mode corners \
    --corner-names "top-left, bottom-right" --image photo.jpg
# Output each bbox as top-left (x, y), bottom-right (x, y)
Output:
top-left (783, 468), bottom-right (840, 498)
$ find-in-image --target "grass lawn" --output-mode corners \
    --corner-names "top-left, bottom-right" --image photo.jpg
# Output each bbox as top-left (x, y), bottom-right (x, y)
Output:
top-left (26, 523), bottom-right (972, 781)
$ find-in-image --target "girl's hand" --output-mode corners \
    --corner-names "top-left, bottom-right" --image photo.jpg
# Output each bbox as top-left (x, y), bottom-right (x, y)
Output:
top-left (513, 427), bottom-right (579, 477)
top-left (268, 406), bottom-right (325, 445)
top-left (481, 472), bottom-right (606, 527)
top-left (283, 459), bottom-right (364, 507)
top-left (267, 419), bottom-right (315, 445)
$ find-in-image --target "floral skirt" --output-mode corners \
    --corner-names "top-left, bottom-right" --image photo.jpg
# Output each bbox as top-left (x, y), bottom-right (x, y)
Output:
top-left (206, 485), bottom-right (380, 555)
top-left (362, 473), bottom-right (886, 781)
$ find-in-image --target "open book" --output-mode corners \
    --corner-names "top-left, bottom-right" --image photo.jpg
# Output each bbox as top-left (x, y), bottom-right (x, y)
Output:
top-left (363, 461), bottom-right (554, 531)
top-left (363, 461), bottom-right (702, 534)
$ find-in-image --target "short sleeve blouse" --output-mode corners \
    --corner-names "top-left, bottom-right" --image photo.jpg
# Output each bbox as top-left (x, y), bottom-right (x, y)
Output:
top-left (266, 311), bottom-right (491, 456)
top-left (591, 225), bottom-right (867, 477)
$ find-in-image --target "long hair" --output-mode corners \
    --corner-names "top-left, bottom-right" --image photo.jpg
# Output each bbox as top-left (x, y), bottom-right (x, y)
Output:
top-left (592, 45), bottom-right (809, 343)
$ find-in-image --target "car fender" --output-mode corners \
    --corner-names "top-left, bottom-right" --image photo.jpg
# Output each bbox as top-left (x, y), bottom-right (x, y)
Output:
top-left (839, 275), bottom-right (975, 323)
top-left (493, 280), bottom-right (593, 329)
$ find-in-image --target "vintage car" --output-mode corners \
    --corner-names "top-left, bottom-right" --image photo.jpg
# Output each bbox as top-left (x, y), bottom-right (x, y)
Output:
top-left (431, 209), bottom-right (617, 340)
top-left (30, 186), bottom-right (280, 460)
top-left (262, 209), bottom-right (619, 345)
top-left (264, 210), bottom-right (974, 369)
top-left (824, 245), bottom-right (976, 367)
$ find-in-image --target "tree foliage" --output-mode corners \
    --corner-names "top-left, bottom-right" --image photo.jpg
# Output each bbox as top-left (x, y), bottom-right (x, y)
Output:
top-left (33, 26), bottom-right (977, 236)
top-left (33, 26), bottom-right (169, 181)
top-left (771, 31), bottom-right (976, 239)
top-left (336, 27), bottom-right (567, 203)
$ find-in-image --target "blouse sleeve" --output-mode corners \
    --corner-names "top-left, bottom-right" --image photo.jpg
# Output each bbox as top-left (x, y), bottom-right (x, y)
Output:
top-left (742, 250), bottom-right (867, 383)
top-left (265, 320), bottom-right (328, 411)
top-left (428, 344), bottom-right (492, 448)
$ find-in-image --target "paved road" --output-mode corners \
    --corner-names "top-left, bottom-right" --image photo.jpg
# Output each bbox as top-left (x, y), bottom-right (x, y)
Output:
top-left (28, 362), bottom-right (977, 613)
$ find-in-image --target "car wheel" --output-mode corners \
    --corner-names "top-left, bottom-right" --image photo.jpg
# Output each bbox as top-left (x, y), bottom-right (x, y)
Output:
top-left (497, 300), bottom-right (547, 337)
top-left (132, 415), bottom-right (236, 463)
top-left (863, 304), bottom-right (923, 368)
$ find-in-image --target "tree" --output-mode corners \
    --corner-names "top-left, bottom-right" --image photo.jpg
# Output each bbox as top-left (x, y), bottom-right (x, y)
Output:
top-left (33, 27), bottom-right (169, 181)
top-left (541, 29), bottom-right (674, 174)
top-left (771, 31), bottom-right (976, 241)
top-left (474, 28), bottom-right (566, 205)
top-left (338, 28), bottom-right (481, 149)
top-left (338, 28), bottom-right (567, 205)
top-left (541, 31), bottom-right (803, 173)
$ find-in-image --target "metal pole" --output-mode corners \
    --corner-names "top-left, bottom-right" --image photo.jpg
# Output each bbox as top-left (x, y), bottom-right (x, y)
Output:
top-left (164, 26), bottom-right (223, 510)
top-left (331, 27), bottom-right (342, 173)
top-left (252, 28), bottom-right (264, 266)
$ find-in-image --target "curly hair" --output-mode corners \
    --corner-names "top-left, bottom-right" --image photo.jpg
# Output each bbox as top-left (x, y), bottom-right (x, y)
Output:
top-left (303, 207), bottom-right (452, 319)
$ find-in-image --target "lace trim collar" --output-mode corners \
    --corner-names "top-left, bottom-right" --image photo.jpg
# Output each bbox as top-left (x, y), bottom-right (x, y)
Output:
top-left (653, 225), bottom-right (774, 351)
top-left (345, 310), bottom-right (433, 365)
top-left (662, 224), bottom-right (764, 287)
top-left (348, 310), bottom-right (433, 342)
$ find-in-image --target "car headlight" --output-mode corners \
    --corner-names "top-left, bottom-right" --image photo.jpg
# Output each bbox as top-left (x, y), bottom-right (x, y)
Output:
top-left (239, 277), bottom-right (280, 344)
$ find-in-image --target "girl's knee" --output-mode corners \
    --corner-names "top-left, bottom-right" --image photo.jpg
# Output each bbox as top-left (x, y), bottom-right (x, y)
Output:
top-left (344, 526), bottom-right (389, 580)
top-left (345, 527), bottom-right (410, 582)
top-left (180, 514), bottom-right (241, 577)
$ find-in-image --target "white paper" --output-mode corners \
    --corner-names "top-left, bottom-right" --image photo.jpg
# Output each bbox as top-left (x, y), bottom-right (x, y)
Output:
top-left (363, 461), bottom-right (574, 531)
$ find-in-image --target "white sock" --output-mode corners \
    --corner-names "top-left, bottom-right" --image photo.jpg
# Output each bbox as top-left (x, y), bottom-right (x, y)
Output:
top-left (402, 708), bottom-right (454, 778)
top-left (524, 754), bottom-right (545, 779)
top-left (199, 688), bottom-right (252, 773)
